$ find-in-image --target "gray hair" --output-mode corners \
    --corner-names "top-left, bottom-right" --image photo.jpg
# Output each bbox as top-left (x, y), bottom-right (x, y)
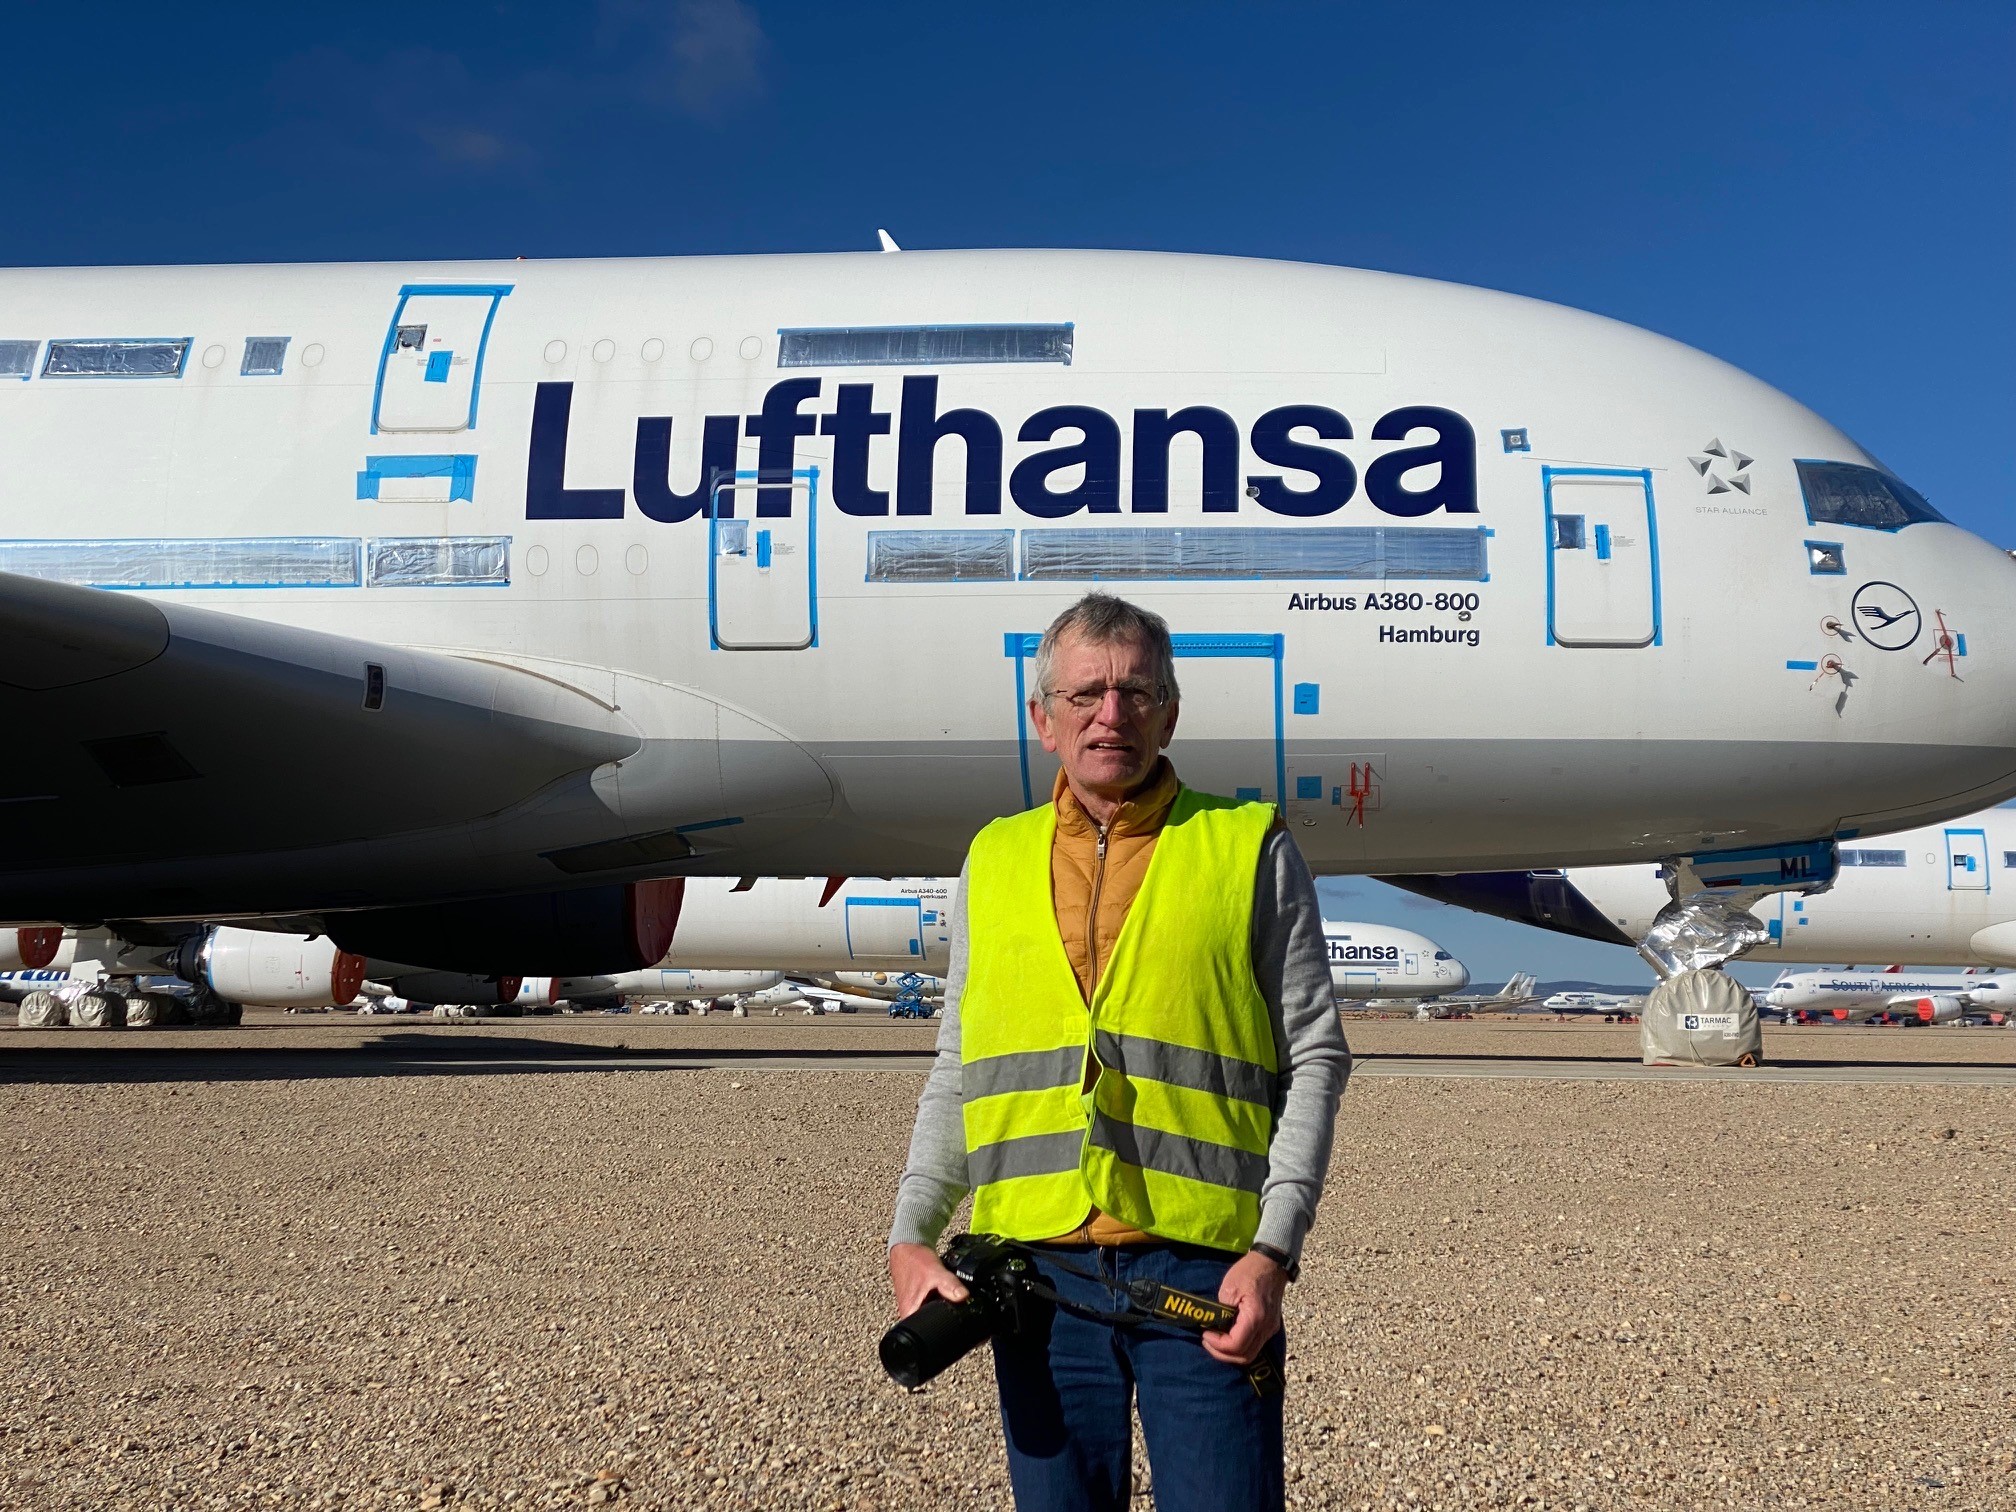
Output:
top-left (1031, 593), bottom-right (1181, 706)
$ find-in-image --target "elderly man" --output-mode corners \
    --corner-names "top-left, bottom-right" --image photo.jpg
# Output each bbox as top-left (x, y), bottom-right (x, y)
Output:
top-left (889, 592), bottom-right (1350, 1512)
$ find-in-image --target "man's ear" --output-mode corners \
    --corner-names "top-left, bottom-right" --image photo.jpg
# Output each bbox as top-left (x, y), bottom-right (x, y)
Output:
top-left (1030, 698), bottom-right (1062, 756)
top-left (1158, 701), bottom-right (1179, 750)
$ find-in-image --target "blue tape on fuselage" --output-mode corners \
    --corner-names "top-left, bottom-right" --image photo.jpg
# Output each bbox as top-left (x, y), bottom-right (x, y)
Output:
top-left (356, 454), bottom-right (478, 501)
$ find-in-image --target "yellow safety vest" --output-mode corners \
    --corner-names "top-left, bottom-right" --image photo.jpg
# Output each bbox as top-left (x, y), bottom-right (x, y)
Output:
top-left (960, 785), bottom-right (1278, 1253)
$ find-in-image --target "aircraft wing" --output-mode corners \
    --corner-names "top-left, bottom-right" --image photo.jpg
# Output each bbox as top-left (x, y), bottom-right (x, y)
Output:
top-left (0, 571), bottom-right (641, 919)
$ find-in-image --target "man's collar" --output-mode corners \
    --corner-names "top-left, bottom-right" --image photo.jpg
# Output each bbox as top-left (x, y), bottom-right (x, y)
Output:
top-left (1052, 758), bottom-right (1181, 838)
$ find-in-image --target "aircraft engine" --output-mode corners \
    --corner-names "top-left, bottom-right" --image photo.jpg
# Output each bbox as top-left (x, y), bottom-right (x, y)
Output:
top-left (1909, 994), bottom-right (1967, 1025)
top-left (177, 926), bottom-right (367, 1008)
top-left (0, 926), bottom-right (63, 970)
top-left (327, 879), bottom-right (683, 975)
top-left (374, 971), bottom-right (523, 1007)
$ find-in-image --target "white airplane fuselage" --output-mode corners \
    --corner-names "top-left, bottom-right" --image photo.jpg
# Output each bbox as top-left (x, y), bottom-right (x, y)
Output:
top-left (1566, 806), bottom-right (2016, 966)
top-left (1324, 921), bottom-right (1467, 998)
top-left (661, 877), bottom-right (950, 972)
top-left (3, 250), bottom-right (2013, 925)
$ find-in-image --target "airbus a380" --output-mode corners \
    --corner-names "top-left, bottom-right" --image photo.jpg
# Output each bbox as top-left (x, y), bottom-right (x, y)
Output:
top-left (2, 248), bottom-right (2013, 978)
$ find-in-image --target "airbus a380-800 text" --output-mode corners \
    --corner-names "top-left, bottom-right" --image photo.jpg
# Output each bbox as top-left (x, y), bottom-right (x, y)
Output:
top-left (0, 248), bottom-right (2011, 975)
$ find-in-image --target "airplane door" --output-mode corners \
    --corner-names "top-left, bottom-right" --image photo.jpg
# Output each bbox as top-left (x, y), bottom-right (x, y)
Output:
top-left (710, 468), bottom-right (818, 650)
top-left (1543, 467), bottom-right (1660, 648)
top-left (845, 896), bottom-right (924, 962)
top-left (374, 285), bottom-right (510, 434)
top-left (1945, 828), bottom-right (1989, 891)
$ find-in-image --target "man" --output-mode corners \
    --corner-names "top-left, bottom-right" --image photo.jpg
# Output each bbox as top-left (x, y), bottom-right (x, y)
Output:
top-left (888, 592), bottom-right (1350, 1512)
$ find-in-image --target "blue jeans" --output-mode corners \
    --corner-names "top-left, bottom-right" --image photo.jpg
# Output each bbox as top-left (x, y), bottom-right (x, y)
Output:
top-left (990, 1243), bottom-right (1286, 1512)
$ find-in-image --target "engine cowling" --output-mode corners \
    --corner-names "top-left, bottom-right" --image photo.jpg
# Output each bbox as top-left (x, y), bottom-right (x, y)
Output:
top-left (0, 926), bottom-right (65, 971)
top-left (1909, 994), bottom-right (1967, 1025)
top-left (374, 970), bottom-right (523, 1007)
top-left (178, 927), bottom-right (367, 1007)
top-left (327, 880), bottom-right (683, 975)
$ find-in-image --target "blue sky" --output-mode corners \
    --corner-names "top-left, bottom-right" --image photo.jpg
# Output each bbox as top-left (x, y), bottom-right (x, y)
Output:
top-left (4, 1), bottom-right (2009, 984)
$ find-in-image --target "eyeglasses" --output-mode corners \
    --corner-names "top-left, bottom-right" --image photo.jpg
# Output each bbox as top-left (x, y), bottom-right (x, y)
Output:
top-left (1043, 681), bottom-right (1169, 716)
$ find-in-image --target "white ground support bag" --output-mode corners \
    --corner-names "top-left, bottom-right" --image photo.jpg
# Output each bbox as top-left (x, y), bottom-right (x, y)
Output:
top-left (125, 991), bottom-right (186, 1027)
top-left (17, 990), bottom-right (68, 1027)
top-left (69, 989), bottom-right (128, 1029)
top-left (1641, 967), bottom-right (1762, 1067)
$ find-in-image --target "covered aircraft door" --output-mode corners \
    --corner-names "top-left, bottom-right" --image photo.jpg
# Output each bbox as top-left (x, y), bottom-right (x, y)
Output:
top-left (1945, 828), bottom-right (1990, 891)
top-left (845, 896), bottom-right (924, 962)
top-left (1543, 467), bottom-right (1660, 648)
top-left (374, 284), bottom-right (511, 434)
top-left (710, 469), bottom-right (818, 650)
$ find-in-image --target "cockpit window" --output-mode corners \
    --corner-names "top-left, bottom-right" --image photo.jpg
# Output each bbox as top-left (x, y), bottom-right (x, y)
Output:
top-left (1795, 460), bottom-right (1947, 532)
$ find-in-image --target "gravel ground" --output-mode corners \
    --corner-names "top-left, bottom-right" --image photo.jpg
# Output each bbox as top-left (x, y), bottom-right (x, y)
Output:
top-left (2, 1050), bottom-right (2011, 1509)
top-left (11, 1009), bottom-right (2015, 1065)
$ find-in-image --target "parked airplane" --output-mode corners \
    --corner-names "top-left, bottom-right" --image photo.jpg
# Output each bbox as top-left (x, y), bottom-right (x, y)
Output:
top-left (1764, 967), bottom-right (2013, 1025)
top-left (1542, 989), bottom-right (1642, 1015)
top-left (1386, 970), bottom-right (1542, 1018)
top-left (3, 249), bottom-right (2013, 982)
top-left (1429, 805), bottom-right (2016, 967)
top-left (1324, 921), bottom-right (1468, 998)
top-left (662, 877), bottom-right (951, 973)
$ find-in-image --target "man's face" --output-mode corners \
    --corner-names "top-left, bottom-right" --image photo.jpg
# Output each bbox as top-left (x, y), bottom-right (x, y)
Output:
top-left (1030, 630), bottom-right (1179, 797)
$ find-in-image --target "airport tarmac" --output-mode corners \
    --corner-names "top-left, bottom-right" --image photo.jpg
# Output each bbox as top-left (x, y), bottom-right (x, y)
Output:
top-left (3, 1018), bottom-right (2011, 1509)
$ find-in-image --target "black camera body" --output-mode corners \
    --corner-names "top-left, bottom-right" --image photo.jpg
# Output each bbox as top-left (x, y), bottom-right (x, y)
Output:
top-left (879, 1234), bottom-right (1034, 1389)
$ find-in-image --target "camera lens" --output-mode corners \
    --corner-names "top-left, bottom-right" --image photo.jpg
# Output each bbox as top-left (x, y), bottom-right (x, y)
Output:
top-left (879, 1295), bottom-right (999, 1389)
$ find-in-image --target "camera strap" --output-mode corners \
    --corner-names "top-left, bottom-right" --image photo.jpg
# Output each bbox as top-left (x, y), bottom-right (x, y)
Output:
top-left (1006, 1244), bottom-right (1239, 1334)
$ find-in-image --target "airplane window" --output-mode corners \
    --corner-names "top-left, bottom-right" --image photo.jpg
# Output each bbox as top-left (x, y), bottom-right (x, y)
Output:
top-left (0, 536), bottom-right (360, 588)
top-left (778, 324), bottom-right (1074, 368)
top-left (0, 340), bottom-right (37, 378)
top-left (241, 337), bottom-right (290, 376)
top-left (867, 529), bottom-right (1014, 582)
top-left (42, 338), bottom-right (192, 378)
top-left (1795, 460), bottom-right (1947, 532)
top-left (2004, 851), bottom-right (2016, 870)
top-left (395, 324), bottom-right (428, 352)
top-left (1018, 525), bottom-right (1488, 581)
top-left (366, 536), bottom-right (510, 588)
top-left (1838, 848), bottom-right (1906, 867)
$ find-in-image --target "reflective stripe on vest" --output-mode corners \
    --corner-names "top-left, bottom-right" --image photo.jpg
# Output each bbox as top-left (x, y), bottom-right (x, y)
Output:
top-left (960, 785), bottom-right (1278, 1252)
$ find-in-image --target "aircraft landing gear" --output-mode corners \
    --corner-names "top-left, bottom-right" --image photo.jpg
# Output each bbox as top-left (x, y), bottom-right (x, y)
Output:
top-left (1636, 842), bottom-right (1837, 1067)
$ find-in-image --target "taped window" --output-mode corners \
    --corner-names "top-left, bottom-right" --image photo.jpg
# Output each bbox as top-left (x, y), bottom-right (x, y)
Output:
top-left (867, 529), bottom-right (1015, 582)
top-left (42, 338), bottom-right (191, 378)
top-left (778, 324), bottom-right (1073, 368)
top-left (366, 535), bottom-right (510, 587)
top-left (0, 340), bottom-right (37, 378)
top-left (1796, 460), bottom-right (1946, 532)
top-left (241, 337), bottom-right (289, 376)
top-left (1017, 526), bottom-right (1489, 581)
top-left (1838, 848), bottom-right (1907, 867)
top-left (0, 536), bottom-right (361, 589)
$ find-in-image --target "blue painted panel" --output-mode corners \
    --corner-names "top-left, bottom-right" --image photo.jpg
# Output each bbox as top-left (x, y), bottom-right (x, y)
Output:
top-left (1235, 787), bottom-right (1263, 802)
top-left (424, 351), bottom-right (452, 383)
top-left (1292, 681), bottom-right (1320, 715)
top-left (1594, 523), bottom-right (1612, 560)
top-left (756, 529), bottom-right (773, 569)
top-left (1295, 774), bottom-right (1322, 801)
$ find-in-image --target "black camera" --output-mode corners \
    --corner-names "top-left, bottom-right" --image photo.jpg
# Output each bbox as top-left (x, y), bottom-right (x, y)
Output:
top-left (880, 1234), bottom-right (1243, 1390)
top-left (879, 1234), bottom-right (1032, 1389)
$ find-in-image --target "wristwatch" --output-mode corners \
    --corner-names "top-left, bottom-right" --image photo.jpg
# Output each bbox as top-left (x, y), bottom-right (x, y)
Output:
top-left (1249, 1242), bottom-right (1298, 1281)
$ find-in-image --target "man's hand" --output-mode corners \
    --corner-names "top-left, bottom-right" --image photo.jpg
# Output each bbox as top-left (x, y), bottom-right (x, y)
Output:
top-left (889, 1242), bottom-right (970, 1318)
top-left (1203, 1249), bottom-right (1287, 1366)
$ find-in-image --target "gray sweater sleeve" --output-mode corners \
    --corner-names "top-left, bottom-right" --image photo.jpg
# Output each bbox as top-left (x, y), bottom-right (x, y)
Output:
top-left (888, 858), bottom-right (974, 1249)
top-left (887, 833), bottom-right (1352, 1263)
top-left (1249, 827), bottom-right (1353, 1261)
